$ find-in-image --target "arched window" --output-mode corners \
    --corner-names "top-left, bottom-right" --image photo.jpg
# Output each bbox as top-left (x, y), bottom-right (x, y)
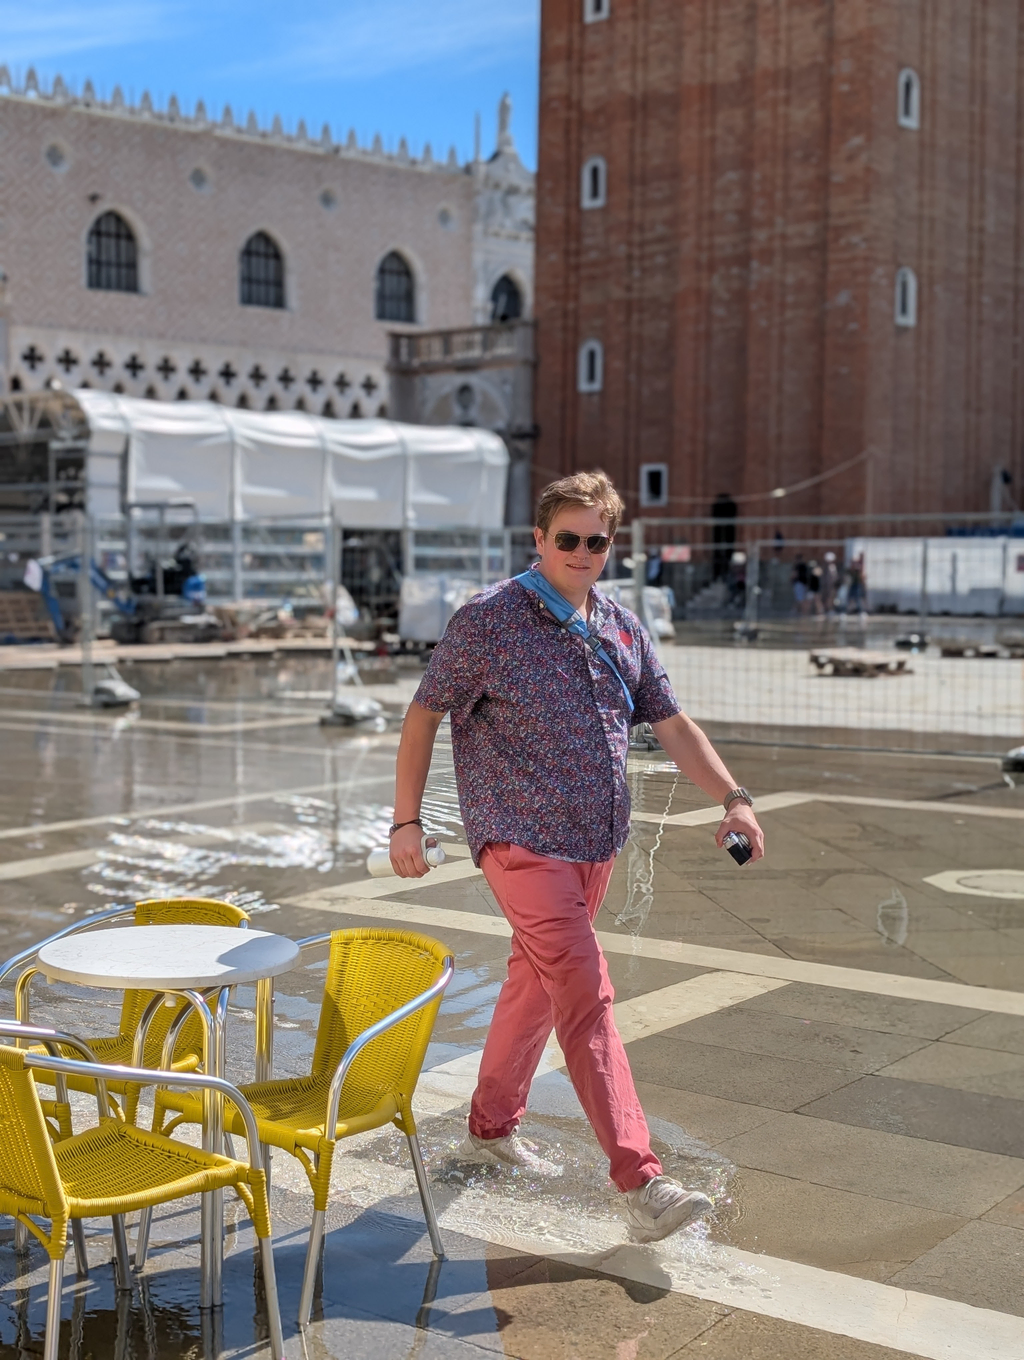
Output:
top-left (87, 211), bottom-right (139, 292)
top-left (584, 0), bottom-right (609, 20)
top-left (376, 251), bottom-right (415, 322)
top-left (895, 266), bottom-right (918, 327)
top-left (239, 231), bottom-right (285, 308)
top-left (898, 68), bottom-right (920, 129)
top-left (581, 156), bottom-right (607, 209)
top-left (578, 339), bottom-right (604, 392)
top-left (491, 274), bottom-right (522, 323)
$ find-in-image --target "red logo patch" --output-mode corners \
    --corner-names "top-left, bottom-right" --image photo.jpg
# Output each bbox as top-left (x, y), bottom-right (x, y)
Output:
top-left (618, 629), bottom-right (633, 648)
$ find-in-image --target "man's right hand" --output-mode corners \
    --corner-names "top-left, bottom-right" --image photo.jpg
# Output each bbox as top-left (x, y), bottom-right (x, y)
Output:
top-left (390, 823), bottom-right (432, 878)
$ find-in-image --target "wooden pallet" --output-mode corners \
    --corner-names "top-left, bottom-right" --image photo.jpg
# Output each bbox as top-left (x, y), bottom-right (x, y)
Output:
top-left (809, 649), bottom-right (910, 678)
top-left (0, 591), bottom-right (56, 643)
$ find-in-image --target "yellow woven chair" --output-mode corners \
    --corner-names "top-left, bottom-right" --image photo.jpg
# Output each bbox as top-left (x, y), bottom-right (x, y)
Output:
top-left (155, 926), bottom-right (454, 1328)
top-left (0, 1042), bottom-right (284, 1360)
top-left (9, 897), bottom-right (249, 1122)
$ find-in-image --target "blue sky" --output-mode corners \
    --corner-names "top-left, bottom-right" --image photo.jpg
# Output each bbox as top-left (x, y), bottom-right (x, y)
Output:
top-left (0, 1), bottom-right (540, 167)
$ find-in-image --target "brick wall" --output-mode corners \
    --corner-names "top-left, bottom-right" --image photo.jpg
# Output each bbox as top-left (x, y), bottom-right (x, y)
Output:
top-left (535, 0), bottom-right (1024, 520)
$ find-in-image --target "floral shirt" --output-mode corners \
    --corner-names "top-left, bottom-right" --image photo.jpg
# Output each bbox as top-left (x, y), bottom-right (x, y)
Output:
top-left (414, 574), bottom-right (680, 864)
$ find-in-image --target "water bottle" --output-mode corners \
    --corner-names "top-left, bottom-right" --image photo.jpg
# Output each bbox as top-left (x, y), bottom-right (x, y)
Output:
top-left (366, 835), bottom-right (446, 878)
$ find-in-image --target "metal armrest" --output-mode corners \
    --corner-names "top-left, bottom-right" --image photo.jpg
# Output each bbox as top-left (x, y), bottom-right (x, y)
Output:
top-left (326, 957), bottom-right (455, 1132)
top-left (0, 906), bottom-right (135, 989)
top-left (0, 1020), bottom-right (110, 1117)
top-left (296, 933), bottom-right (333, 953)
top-left (24, 1053), bottom-right (267, 1173)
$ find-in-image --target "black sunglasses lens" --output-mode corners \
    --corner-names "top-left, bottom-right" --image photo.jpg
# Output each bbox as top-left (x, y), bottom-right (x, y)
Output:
top-left (554, 532), bottom-right (611, 553)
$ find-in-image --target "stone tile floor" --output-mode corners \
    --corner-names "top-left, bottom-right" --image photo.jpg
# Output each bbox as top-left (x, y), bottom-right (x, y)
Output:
top-left (0, 657), bottom-right (1023, 1357)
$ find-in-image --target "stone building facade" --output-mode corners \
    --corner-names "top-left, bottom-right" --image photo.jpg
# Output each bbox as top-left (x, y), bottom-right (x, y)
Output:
top-left (0, 68), bottom-right (534, 418)
top-left (534, 0), bottom-right (1024, 521)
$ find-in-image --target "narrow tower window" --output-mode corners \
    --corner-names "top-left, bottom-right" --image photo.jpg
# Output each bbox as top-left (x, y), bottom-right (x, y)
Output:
top-left (578, 339), bottom-right (604, 392)
top-left (640, 463), bottom-right (669, 508)
top-left (581, 155), bottom-right (607, 209)
top-left (895, 266), bottom-right (918, 327)
top-left (898, 68), bottom-right (921, 129)
top-left (584, 0), bottom-right (609, 21)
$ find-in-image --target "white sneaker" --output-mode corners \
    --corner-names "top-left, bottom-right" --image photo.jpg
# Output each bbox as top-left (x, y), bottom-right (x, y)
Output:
top-left (623, 1175), bottom-right (713, 1243)
top-left (457, 1129), bottom-right (561, 1176)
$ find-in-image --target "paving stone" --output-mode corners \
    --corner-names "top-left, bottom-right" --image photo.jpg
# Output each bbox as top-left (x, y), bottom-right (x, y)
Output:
top-left (886, 1219), bottom-right (1024, 1317)
top-left (798, 1075), bottom-right (1024, 1159)
top-left (719, 1114), bottom-right (1024, 1217)
top-left (664, 1004), bottom-right (929, 1073)
top-left (627, 1034), bottom-right (859, 1111)
top-left (721, 1167), bottom-right (964, 1280)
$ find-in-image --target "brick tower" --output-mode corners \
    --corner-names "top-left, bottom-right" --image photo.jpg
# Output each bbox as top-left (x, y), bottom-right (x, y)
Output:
top-left (534, 0), bottom-right (1024, 521)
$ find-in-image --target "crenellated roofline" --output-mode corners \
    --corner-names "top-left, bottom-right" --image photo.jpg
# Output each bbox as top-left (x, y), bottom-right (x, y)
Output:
top-left (0, 64), bottom-right (480, 177)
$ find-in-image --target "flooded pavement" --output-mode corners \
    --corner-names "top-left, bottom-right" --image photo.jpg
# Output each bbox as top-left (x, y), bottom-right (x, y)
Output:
top-left (2, 657), bottom-right (1024, 1358)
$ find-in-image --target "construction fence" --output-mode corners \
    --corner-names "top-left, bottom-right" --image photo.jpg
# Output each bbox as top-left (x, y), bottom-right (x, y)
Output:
top-left (628, 512), bottom-right (1024, 755)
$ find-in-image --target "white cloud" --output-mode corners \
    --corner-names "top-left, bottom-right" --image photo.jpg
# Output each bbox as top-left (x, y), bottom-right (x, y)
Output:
top-left (0, 3), bottom-right (178, 65)
top-left (223, 0), bottom-right (538, 83)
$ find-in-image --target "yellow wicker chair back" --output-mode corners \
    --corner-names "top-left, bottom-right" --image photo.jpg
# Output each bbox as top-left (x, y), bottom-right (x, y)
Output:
top-left (119, 898), bottom-right (250, 1060)
top-left (0, 1045), bottom-right (67, 1255)
top-left (312, 928), bottom-right (450, 1107)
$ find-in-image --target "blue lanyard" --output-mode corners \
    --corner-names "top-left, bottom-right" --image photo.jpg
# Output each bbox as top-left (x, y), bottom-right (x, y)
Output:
top-left (514, 570), bottom-right (635, 714)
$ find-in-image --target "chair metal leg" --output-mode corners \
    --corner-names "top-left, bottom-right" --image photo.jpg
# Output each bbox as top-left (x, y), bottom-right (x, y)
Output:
top-left (134, 1206), bottom-right (153, 1269)
top-left (259, 1236), bottom-right (285, 1360)
top-left (43, 1255), bottom-right (64, 1360)
top-left (14, 1219), bottom-right (28, 1253)
top-left (407, 1132), bottom-right (445, 1259)
top-left (111, 1215), bottom-right (133, 1293)
top-left (71, 1218), bottom-right (89, 1279)
top-left (297, 1208), bottom-right (326, 1331)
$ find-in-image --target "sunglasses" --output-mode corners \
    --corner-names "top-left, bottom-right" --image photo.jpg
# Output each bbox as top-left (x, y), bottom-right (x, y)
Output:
top-left (552, 531), bottom-right (613, 555)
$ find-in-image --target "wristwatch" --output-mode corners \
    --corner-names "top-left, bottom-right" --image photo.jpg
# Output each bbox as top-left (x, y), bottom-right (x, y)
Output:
top-left (723, 787), bottom-right (754, 812)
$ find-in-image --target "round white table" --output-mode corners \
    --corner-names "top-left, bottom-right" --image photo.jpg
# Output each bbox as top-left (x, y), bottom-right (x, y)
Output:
top-left (38, 924), bottom-right (300, 1309)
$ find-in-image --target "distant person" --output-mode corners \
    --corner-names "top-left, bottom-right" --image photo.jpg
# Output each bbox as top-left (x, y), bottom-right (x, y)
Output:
top-left (807, 560), bottom-right (823, 615)
top-left (821, 552), bottom-right (839, 613)
top-left (792, 554), bottom-right (810, 614)
top-left (389, 470), bottom-right (764, 1242)
top-left (846, 552), bottom-right (867, 615)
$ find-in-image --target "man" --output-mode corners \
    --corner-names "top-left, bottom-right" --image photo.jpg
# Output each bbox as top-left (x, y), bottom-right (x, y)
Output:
top-left (389, 471), bottom-right (764, 1243)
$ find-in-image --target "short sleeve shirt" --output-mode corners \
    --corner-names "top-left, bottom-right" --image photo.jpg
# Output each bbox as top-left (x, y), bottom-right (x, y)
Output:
top-left (414, 575), bottom-right (681, 865)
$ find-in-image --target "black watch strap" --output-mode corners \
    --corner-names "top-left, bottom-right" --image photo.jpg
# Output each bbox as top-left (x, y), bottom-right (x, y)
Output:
top-left (389, 818), bottom-right (423, 837)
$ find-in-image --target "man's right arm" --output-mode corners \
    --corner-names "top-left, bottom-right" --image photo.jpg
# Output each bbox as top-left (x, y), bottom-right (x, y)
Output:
top-left (390, 700), bottom-right (446, 877)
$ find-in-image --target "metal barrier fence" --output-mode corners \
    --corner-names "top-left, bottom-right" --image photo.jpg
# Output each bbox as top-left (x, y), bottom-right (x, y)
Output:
top-left (629, 513), bottom-right (1024, 754)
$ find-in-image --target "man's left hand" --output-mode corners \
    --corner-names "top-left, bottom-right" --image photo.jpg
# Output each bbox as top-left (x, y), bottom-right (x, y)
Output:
top-left (714, 803), bottom-right (764, 863)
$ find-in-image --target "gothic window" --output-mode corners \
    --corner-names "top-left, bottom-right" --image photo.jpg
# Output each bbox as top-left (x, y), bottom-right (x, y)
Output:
top-left (898, 68), bottom-right (920, 129)
top-left (584, 0), bottom-right (609, 20)
top-left (491, 274), bottom-right (523, 323)
top-left (375, 251), bottom-right (415, 322)
top-left (581, 156), bottom-right (607, 209)
top-left (578, 339), bottom-right (604, 392)
top-left (895, 266), bottom-right (918, 327)
top-left (240, 231), bottom-right (285, 308)
top-left (87, 211), bottom-right (139, 293)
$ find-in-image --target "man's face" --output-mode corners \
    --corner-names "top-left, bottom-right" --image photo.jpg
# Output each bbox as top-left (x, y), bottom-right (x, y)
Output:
top-left (534, 504), bottom-right (613, 597)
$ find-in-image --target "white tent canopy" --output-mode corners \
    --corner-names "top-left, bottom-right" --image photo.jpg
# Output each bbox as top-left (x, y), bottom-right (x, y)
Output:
top-left (75, 390), bottom-right (509, 528)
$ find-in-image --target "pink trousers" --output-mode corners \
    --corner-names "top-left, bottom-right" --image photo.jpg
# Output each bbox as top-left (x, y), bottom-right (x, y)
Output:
top-left (468, 842), bottom-right (662, 1192)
